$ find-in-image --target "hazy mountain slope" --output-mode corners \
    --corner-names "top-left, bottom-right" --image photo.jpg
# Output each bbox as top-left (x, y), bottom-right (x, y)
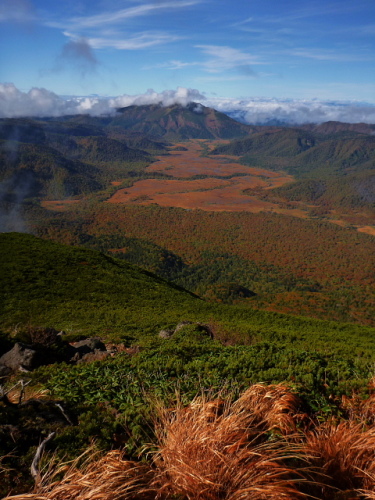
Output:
top-left (301, 120), bottom-right (375, 135)
top-left (112, 102), bottom-right (253, 139)
top-left (211, 128), bottom-right (316, 158)
top-left (211, 127), bottom-right (375, 173)
top-left (47, 134), bottom-right (152, 164)
top-left (0, 141), bottom-right (104, 199)
top-left (0, 117), bottom-right (168, 204)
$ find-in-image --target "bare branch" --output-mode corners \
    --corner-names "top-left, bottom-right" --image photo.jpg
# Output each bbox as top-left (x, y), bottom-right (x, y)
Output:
top-left (31, 432), bottom-right (56, 484)
top-left (55, 403), bottom-right (74, 425)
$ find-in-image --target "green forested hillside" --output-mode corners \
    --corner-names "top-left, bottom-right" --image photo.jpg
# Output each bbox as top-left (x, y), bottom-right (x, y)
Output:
top-left (211, 126), bottom-right (375, 210)
top-left (0, 117), bottom-right (167, 201)
top-left (34, 203), bottom-right (375, 325)
top-left (1, 231), bottom-right (375, 354)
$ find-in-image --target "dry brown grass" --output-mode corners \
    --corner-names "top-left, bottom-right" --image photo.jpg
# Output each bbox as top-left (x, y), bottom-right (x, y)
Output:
top-left (299, 420), bottom-right (375, 498)
top-left (341, 380), bottom-right (375, 425)
top-left (151, 388), bottom-right (305, 500)
top-left (232, 384), bottom-right (306, 436)
top-left (6, 384), bottom-right (375, 500)
top-left (6, 386), bottom-right (50, 405)
top-left (5, 448), bottom-right (153, 500)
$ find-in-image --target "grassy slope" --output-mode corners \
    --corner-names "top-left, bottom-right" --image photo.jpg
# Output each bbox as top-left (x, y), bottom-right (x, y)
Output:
top-left (1, 231), bottom-right (375, 357)
top-left (0, 232), bottom-right (200, 339)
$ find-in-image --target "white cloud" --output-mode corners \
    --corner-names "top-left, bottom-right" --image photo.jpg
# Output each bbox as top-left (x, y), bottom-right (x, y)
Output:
top-left (112, 87), bottom-right (206, 108)
top-left (287, 48), bottom-right (372, 62)
top-left (196, 45), bottom-right (262, 74)
top-left (1, 83), bottom-right (375, 125)
top-left (207, 96), bottom-right (375, 125)
top-left (43, 1), bottom-right (201, 55)
top-left (147, 45), bottom-right (262, 76)
top-left (65, 1), bottom-right (201, 30)
top-left (0, 84), bottom-right (205, 118)
top-left (87, 32), bottom-right (182, 50)
top-left (0, 83), bottom-right (109, 117)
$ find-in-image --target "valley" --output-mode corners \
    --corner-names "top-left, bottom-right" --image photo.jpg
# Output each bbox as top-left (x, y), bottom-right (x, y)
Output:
top-left (107, 140), bottom-right (300, 213)
top-left (39, 137), bottom-right (375, 234)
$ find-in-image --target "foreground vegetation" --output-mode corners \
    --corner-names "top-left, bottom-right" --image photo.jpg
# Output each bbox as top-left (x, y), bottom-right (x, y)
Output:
top-left (1, 233), bottom-right (375, 496)
top-left (5, 382), bottom-right (375, 499)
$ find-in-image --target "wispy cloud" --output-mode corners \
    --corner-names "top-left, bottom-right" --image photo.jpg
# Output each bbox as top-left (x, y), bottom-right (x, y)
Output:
top-left (0, 0), bottom-right (35, 23)
top-left (64, 0), bottom-right (201, 30)
top-left (42, 0), bottom-right (201, 56)
top-left (143, 60), bottom-right (200, 70)
top-left (148, 45), bottom-right (262, 76)
top-left (86, 32), bottom-right (182, 50)
top-left (287, 48), bottom-right (373, 62)
top-left (358, 23), bottom-right (375, 35)
top-left (196, 45), bottom-right (262, 74)
top-left (250, 1), bottom-right (366, 25)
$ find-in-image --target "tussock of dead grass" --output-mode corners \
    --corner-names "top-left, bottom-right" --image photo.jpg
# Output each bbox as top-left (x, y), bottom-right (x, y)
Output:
top-left (341, 379), bottom-right (375, 425)
top-left (232, 383), bottom-right (306, 435)
top-left (6, 383), bottom-right (375, 500)
top-left (300, 420), bottom-right (375, 498)
top-left (5, 448), bottom-right (153, 500)
top-left (6, 387), bottom-right (50, 405)
top-left (151, 389), bottom-right (304, 500)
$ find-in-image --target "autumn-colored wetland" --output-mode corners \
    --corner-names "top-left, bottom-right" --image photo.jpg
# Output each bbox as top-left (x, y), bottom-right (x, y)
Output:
top-left (107, 140), bottom-right (300, 214)
top-left (41, 140), bottom-right (375, 234)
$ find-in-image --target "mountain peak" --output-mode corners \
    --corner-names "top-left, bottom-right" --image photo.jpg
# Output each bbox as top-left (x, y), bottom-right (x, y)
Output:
top-left (114, 102), bottom-right (251, 140)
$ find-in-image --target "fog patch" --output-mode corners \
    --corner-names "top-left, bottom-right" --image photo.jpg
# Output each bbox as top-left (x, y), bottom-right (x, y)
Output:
top-left (113, 87), bottom-right (206, 108)
top-left (0, 172), bottom-right (33, 233)
top-left (0, 84), bottom-right (206, 118)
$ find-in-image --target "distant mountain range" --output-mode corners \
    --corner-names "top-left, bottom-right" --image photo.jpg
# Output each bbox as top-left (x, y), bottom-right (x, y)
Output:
top-left (0, 103), bottom-right (374, 211)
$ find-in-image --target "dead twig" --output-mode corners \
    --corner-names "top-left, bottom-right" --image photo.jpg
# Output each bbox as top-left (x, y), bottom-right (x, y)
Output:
top-left (31, 432), bottom-right (56, 485)
top-left (55, 403), bottom-right (73, 426)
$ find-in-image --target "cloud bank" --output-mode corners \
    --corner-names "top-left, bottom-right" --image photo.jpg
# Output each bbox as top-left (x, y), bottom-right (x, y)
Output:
top-left (0, 84), bottom-right (206, 118)
top-left (208, 97), bottom-right (375, 125)
top-left (1, 83), bottom-right (375, 125)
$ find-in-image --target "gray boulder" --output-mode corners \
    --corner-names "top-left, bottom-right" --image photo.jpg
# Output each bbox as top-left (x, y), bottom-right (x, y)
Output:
top-left (68, 337), bottom-right (108, 363)
top-left (72, 338), bottom-right (106, 354)
top-left (0, 343), bottom-right (42, 372)
top-left (77, 350), bottom-right (110, 364)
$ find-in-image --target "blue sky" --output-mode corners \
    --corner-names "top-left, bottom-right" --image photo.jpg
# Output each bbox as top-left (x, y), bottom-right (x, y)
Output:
top-left (1, 0), bottom-right (375, 121)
